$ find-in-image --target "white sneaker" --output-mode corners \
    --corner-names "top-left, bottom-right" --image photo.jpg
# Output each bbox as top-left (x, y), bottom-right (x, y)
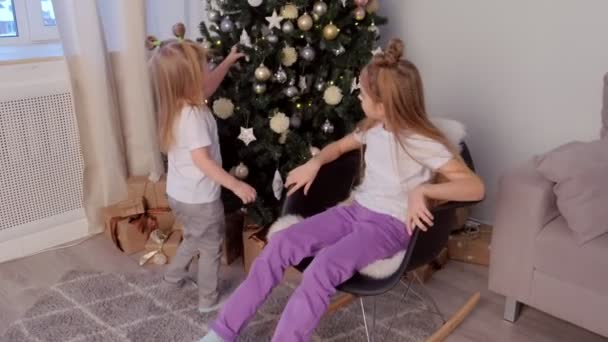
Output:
top-left (198, 289), bottom-right (230, 313)
top-left (199, 330), bottom-right (224, 342)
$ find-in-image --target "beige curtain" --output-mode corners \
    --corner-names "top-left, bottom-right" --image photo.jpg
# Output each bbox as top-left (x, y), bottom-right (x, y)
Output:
top-left (54, 0), bottom-right (163, 233)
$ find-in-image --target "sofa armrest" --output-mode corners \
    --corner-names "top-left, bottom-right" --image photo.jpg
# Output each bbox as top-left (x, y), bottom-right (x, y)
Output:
top-left (488, 159), bottom-right (560, 302)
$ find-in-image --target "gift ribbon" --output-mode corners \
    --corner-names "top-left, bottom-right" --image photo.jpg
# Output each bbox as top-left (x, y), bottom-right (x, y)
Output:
top-left (139, 229), bottom-right (176, 266)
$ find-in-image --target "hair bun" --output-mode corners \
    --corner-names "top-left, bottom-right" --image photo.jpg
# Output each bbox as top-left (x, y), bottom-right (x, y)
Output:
top-left (146, 36), bottom-right (160, 51)
top-left (376, 38), bottom-right (405, 67)
top-left (172, 22), bottom-right (186, 39)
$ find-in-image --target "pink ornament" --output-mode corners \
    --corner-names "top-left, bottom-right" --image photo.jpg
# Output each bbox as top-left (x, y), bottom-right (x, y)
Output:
top-left (354, 0), bottom-right (369, 6)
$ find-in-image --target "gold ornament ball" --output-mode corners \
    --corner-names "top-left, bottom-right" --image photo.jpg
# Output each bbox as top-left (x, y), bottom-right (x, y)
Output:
top-left (297, 13), bottom-right (313, 31)
top-left (255, 64), bottom-right (271, 81)
top-left (323, 23), bottom-right (339, 40)
top-left (354, 7), bottom-right (366, 21)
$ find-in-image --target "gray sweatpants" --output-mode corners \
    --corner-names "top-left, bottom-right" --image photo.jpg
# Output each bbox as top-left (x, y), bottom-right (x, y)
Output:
top-left (165, 196), bottom-right (225, 308)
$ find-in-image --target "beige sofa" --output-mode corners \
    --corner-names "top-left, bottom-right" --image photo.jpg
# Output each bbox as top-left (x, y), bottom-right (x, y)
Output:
top-left (489, 74), bottom-right (608, 338)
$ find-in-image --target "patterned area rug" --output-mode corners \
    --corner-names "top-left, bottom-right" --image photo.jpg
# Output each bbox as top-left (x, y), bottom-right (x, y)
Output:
top-left (1, 270), bottom-right (441, 342)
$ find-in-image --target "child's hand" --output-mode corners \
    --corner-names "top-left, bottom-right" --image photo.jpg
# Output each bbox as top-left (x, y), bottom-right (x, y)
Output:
top-left (406, 184), bottom-right (434, 235)
top-left (285, 159), bottom-right (322, 196)
top-left (226, 46), bottom-right (246, 64)
top-left (232, 181), bottom-right (257, 204)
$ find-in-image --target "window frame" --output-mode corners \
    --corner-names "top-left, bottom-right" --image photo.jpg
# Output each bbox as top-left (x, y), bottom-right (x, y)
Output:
top-left (0, 0), bottom-right (59, 46)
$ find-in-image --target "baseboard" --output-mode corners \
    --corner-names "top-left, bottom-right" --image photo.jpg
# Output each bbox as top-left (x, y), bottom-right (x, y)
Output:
top-left (0, 213), bottom-right (90, 264)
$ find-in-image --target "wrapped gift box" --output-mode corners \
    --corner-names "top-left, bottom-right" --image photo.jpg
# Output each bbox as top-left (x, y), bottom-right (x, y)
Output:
top-left (147, 208), bottom-right (175, 233)
top-left (103, 197), bottom-right (150, 254)
top-left (127, 175), bottom-right (170, 209)
top-left (242, 226), bottom-right (299, 280)
top-left (447, 225), bottom-right (492, 266)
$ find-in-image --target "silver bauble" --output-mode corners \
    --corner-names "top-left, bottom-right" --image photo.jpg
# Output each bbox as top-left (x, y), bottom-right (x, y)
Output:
top-left (253, 82), bottom-right (267, 94)
top-left (267, 34), bottom-right (279, 44)
top-left (220, 17), bottom-right (234, 32)
top-left (290, 114), bottom-right (302, 128)
top-left (274, 67), bottom-right (288, 83)
top-left (321, 119), bottom-right (335, 134)
top-left (235, 163), bottom-right (249, 179)
top-left (312, 1), bottom-right (328, 16)
top-left (300, 46), bottom-right (315, 61)
top-left (285, 86), bottom-right (299, 98)
top-left (248, 0), bottom-right (263, 7)
top-left (282, 20), bottom-right (295, 34)
top-left (255, 64), bottom-right (272, 81)
top-left (208, 10), bottom-right (221, 23)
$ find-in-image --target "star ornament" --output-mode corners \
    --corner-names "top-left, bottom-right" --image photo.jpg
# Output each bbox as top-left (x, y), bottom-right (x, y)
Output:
top-left (266, 10), bottom-right (284, 30)
top-left (238, 127), bottom-right (257, 146)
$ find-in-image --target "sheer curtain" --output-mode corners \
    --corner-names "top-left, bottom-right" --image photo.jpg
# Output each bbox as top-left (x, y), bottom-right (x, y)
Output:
top-left (53, 0), bottom-right (163, 233)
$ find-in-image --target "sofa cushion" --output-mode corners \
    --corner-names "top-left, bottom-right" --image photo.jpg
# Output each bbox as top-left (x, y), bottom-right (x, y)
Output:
top-left (534, 216), bottom-right (608, 295)
top-left (536, 139), bottom-right (608, 244)
top-left (602, 72), bottom-right (608, 139)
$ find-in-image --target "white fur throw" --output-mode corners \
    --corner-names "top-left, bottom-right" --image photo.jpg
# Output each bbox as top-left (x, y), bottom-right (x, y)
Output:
top-left (267, 118), bottom-right (467, 279)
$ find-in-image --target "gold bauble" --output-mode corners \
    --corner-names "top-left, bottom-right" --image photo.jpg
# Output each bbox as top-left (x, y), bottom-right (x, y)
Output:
top-left (322, 22), bottom-right (339, 40)
top-left (354, 7), bottom-right (366, 21)
top-left (254, 64), bottom-right (271, 81)
top-left (297, 13), bottom-right (313, 31)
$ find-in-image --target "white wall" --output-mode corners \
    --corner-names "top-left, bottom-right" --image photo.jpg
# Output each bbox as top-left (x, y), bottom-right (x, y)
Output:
top-left (379, 0), bottom-right (608, 222)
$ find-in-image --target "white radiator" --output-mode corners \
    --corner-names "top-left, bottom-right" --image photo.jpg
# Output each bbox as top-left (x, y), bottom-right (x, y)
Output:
top-left (0, 73), bottom-right (88, 261)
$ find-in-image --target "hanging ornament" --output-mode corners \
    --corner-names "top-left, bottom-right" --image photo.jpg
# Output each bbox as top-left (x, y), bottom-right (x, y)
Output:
top-left (312, 13), bottom-right (320, 22)
top-left (297, 13), bottom-right (313, 31)
top-left (312, 1), bottom-right (328, 16)
top-left (270, 112), bottom-right (290, 134)
top-left (284, 85), bottom-right (299, 98)
top-left (298, 76), bottom-right (308, 92)
top-left (282, 20), bottom-right (295, 34)
top-left (354, 0), bottom-right (369, 6)
top-left (281, 4), bottom-right (299, 19)
top-left (322, 22), bottom-right (340, 40)
top-left (238, 127), bottom-right (257, 146)
top-left (324, 85), bottom-right (344, 105)
top-left (212, 98), bottom-right (235, 119)
top-left (300, 45), bottom-right (316, 61)
top-left (290, 113), bottom-right (302, 128)
top-left (255, 64), bottom-right (272, 81)
top-left (248, 0), bottom-right (263, 7)
top-left (274, 67), bottom-right (288, 83)
top-left (240, 30), bottom-right (253, 47)
top-left (235, 163), bottom-right (250, 179)
top-left (315, 80), bottom-right (326, 92)
top-left (208, 10), bottom-right (221, 23)
top-left (266, 10), bottom-right (284, 30)
top-left (350, 77), bottom-right (361, 94)
top-left (354, 6), bottom-right (366, 21)
top-left (281, 46), bottom-right (298, 67)
top-left (340, 0), bottom-right (348, 6)
top-left (368, 21), bottom-right (379, 36)
top-left (279, 131), bottom-right (289, 144)
top-left (310, 146), bottom-right (321, 157)
top-left (321, 119), bottom-right (335, 134)
top-left (220, 17), bottom-right (234, 32)
top-left (253, 82), bottom-right (267, 94)
top-left (266, 34), bottom-right (279, 44)
top-left (272, 169), bottom-right (284, 200)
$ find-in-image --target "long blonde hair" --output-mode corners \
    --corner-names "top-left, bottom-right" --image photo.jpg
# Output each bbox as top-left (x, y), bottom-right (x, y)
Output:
top-left (147, 24), bottom-right (207, 153)
top-left (358, 39), bottom-right (457, 163)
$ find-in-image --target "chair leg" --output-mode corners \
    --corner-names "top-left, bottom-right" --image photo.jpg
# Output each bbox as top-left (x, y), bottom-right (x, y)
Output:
top-left (381, 275), bottom-right (414, 342)
top-left (360, 297), bottom-right (372, 342)
top-left (410, 273), bottom-right (446, 324)
top-left (504, 297), bottom-right (522, 322)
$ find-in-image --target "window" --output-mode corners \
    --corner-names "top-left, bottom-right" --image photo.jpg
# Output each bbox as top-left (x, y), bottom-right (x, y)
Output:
top-left (0, 0), bottom-right (58, 45)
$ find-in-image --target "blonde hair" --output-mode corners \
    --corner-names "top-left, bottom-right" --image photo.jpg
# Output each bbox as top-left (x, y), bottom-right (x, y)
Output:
top-left (358, 39), bottom-right (457, 162)
top-left (147, 23), bottom-right (207, 153)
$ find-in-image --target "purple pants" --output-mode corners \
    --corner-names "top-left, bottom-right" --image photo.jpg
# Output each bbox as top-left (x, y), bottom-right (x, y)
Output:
top-left (211, 202), bottom-right (409, 342)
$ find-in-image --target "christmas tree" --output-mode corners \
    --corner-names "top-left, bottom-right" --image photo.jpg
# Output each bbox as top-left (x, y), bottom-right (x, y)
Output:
top-left (199, 0), bottom-right (386, 226)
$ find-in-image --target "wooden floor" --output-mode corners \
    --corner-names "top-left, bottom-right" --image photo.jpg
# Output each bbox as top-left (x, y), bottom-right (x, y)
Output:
top-left (0, 235), bottom-right (606, 342)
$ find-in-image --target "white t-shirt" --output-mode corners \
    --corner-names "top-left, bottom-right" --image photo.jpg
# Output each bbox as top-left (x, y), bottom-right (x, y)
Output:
top-left (353, 125), bottom-right (453, 223)
top-left (166, 105), bottom-right (222, 204)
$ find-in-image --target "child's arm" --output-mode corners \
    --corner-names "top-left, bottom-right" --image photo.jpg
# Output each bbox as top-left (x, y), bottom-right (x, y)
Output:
top-left (285, 134), bottom-right (362, 196)
top-left (191, 148), bottom-right (256, 204)
top-left (407, 159), bottom-right (484, 234)
top-left (202, 46), bottom-right (245, 98)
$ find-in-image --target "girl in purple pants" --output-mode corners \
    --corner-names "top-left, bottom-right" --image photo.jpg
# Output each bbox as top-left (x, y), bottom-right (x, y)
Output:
top-left (201, 39), bottom-right (485, 342)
